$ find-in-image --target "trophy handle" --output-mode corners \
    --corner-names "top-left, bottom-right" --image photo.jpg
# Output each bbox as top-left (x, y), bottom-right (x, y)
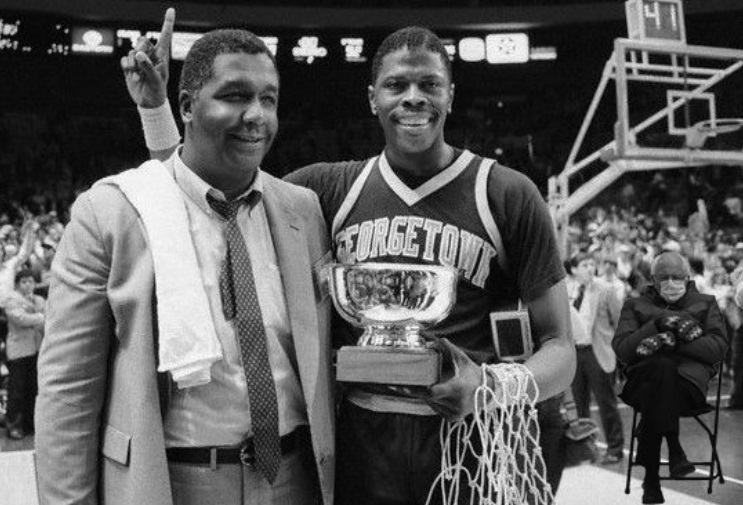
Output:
top-left (320, 263), bottom-right (333, 287)
top-left (323, 264), bottom-right (364, 326)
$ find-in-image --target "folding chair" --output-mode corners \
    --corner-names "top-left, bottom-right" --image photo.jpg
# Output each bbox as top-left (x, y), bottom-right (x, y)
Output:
top-left (624, 369), bottom-right (725, 495)
top-left (0, 308), bottom-right (7, 425)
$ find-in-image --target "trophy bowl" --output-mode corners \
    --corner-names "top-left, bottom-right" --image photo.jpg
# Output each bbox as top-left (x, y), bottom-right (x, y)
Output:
top-left (325, 262), bottom-right (459, 385)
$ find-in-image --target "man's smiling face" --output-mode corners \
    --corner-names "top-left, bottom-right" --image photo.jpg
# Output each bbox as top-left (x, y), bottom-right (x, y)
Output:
top-left (180, 51), bottom-right (279, 194)
top-left (368, 46), bottom-right (453, 162)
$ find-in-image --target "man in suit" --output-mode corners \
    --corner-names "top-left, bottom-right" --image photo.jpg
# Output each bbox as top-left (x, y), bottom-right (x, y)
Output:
top-left (569, 252), bottom-right (625, 465)
top-left (35, 16), bottom-right (335, 505)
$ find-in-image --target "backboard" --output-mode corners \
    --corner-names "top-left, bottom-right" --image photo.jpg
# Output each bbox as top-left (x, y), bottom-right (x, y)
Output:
top-left (549, 35), bottom-right (743, 257)
top-left (607, 38), bottom-right (743, 166)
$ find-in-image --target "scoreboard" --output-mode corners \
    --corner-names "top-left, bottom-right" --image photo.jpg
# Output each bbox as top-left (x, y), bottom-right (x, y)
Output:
top-left (0, 14), bottom-right (70, 55)
top-left (0, 10), bottom-right (557, 65)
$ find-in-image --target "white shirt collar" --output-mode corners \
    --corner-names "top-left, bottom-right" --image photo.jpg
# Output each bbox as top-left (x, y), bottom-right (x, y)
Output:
top-left (173, 148), bottom-right (264, 217)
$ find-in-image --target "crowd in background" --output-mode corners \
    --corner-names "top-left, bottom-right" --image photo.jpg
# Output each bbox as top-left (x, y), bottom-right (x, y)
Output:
top-left (2, 153), bottom-right (743, 438)
top-left (0, 207), bottom-right (62, 438)
top-left (565, 200), bottom-right (743, 413)
top-left (567, 201), bottom-right (743, 310)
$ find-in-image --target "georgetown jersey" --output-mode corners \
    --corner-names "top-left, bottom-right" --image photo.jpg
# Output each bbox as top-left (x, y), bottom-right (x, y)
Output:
top-left (331, 149), bottom-right (513, 364)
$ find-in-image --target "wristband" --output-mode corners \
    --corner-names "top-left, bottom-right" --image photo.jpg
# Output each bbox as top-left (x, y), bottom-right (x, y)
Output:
top-left (138, 102), bottom-right (181, 151)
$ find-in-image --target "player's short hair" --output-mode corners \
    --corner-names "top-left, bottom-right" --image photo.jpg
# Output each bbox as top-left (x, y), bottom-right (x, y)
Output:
top-left (179, 29), bottom-right (277, 95)
top-left (371, 26), bottom-right (452, 85)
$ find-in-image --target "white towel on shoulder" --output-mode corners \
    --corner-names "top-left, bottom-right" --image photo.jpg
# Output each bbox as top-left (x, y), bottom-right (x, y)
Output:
top-left (96, 160), bottom-right (222, 388)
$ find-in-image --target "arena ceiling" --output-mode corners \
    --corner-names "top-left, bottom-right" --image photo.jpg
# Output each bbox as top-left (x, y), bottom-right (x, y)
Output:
top-left (4, 0), bottom-right (743, 30)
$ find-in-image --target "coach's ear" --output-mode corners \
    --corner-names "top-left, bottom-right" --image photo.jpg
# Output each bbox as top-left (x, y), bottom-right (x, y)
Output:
top-left (368, 85), bottom-right (377, 116)
top-left (447, 83), bottom-right (455, 113)
top-left (179, 89), bottom-right (194, 125)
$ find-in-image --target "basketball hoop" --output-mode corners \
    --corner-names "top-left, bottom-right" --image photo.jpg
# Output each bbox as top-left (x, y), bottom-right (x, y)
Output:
top-left (685, 118), bottom-right (743, 149)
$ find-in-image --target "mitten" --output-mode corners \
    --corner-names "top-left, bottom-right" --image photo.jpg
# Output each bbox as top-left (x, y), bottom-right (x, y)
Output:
top-left (637, 334), bottom-right (663, 356)
top-left (637, 332), bottom-right (676, 356)
top-left (676, 319), bottom-right (703, 342)
top-left (655, 315), bottom-right (681, 333)
top-left (656, 330), bottom-right (677, 349)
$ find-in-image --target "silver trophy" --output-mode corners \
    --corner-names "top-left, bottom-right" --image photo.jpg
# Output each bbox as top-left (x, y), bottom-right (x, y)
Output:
top-left (325, 262), bottom-right (458, 386)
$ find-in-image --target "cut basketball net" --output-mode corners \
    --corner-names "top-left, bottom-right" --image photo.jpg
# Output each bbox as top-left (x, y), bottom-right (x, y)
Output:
top-left (426, 363), bottom-right (554, 505)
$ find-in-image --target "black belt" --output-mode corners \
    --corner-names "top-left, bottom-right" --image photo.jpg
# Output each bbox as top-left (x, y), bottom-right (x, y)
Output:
top-left (166, 428), bottom-right (302, 467)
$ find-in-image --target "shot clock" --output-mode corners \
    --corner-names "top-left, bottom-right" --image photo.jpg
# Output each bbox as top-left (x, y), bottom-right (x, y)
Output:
top-left (625, 0), bottom-right (686, 45)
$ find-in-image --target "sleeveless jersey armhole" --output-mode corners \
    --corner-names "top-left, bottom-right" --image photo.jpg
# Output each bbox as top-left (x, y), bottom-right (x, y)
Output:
top-left (331, 156), bottom-right (378, 238)
top-left (475, 158), bottom-right (508, 273)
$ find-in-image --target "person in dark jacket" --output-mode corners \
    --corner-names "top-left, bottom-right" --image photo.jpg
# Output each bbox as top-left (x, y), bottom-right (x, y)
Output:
top-left (612, 251), bottom-right (728, 505)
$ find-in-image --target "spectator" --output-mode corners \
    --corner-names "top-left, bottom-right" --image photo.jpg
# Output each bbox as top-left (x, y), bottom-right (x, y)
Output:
top-left (569, 252), bottom-right (625, 465)
top-left (0, 221), bottom-right (35, 307)
top-left (627, 268), bottom-right (649, 300)
top-left (602, 255), bottom-right (627, 303)
top-left (616, 244), bottom-right (634, 280)
top-left (29, 243), bottom-right (55, 299)
top-left (612, 252), bottom-right (729, 504)
top-left (721, 196), bottom-right (743, 227)
top-left (4, 268), bottom-right (45, 439)
top-left (689, 256), bottom-right (711, 295)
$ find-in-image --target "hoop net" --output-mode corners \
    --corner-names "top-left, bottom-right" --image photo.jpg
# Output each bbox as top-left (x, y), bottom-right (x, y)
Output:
top-left (426, 363), bottom-right (555, 505)
top-left (692, 117), bottom-right (743, 135)
top-left (684, 118), bottom-right (743, 148)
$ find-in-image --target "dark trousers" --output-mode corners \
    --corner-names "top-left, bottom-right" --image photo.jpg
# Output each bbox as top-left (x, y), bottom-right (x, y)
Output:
top-left (619, 355), bottom-right (705, 468)
top-left (335, 400), bottom-right (446, 505)
top-left (335, 397), bottom-right (562, 505)
top-left (572, 346), bottom-right (624, 456)
top-left (6, 353), bottom-right (38, 433)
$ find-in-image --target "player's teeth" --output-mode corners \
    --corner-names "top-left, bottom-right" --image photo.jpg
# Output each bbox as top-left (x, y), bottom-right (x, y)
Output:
top-left (400, 119), bottom-right (427, 126)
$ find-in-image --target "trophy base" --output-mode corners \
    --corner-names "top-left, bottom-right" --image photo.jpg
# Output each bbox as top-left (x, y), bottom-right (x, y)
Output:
top-left (336, 346), bottom-right (441, 386)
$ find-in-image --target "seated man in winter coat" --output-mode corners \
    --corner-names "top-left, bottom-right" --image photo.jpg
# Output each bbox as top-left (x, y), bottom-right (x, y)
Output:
top-left (612, 252), bottom-right (728, 505)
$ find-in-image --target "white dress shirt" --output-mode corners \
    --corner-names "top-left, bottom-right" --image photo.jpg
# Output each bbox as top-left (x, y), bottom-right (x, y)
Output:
top-left (164, 151), bottom-right (307, 448)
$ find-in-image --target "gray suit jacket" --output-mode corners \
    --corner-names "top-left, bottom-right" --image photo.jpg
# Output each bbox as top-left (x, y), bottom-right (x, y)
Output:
top-left (35, 157), bottom-right (335, 505)
top-left (583, 279), bottom-right (622, 373)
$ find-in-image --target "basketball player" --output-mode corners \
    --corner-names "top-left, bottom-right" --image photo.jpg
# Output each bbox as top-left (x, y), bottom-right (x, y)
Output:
top-left (123, 12), bottom-right (575, 504)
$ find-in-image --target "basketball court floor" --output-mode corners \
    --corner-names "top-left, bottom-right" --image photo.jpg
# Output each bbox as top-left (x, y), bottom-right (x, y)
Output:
top-left (1, 377), bottom-right (741, 504)
top-left (556, 375), bottom-right (742, 505)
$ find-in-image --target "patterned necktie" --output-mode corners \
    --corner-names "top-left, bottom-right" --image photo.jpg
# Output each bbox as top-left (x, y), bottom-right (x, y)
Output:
top-left (207, 194), bottom-right (281, 484)
top-left (573, 283), bottom-right (586, 311)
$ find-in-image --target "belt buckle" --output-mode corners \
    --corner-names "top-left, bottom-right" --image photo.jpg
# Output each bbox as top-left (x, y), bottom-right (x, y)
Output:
top-left (238, 441), bottom-right (255, 467)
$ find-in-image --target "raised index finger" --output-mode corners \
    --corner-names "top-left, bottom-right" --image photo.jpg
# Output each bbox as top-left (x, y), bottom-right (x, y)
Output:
top-left (156, 7), bottom-right (175, 55)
